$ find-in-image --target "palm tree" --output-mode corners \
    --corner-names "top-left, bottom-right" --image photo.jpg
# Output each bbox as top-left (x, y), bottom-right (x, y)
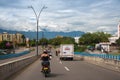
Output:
top-left (21, 34), bottom-right (26, 43)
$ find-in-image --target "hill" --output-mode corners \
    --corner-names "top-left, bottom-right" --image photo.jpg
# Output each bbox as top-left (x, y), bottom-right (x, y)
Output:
top-left (0, 29), bottom-right (85, 39)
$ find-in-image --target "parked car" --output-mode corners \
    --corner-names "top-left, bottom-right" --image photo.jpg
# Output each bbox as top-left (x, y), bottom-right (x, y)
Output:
top-left (0, 49), bottom-right (7, 55)
top-left (87, 46), bottom-right (95, 51)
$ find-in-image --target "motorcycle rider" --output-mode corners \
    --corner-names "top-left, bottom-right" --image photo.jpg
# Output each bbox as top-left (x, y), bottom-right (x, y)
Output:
top-left (40, 50), bottom-right (51, 72)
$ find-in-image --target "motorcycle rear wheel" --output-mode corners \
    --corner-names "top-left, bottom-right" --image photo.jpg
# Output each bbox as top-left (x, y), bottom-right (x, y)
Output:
top-left (45, 74), bottom-right (47, 77)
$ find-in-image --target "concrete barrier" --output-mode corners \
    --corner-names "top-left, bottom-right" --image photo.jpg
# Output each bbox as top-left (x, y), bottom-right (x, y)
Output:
top-left (74, 55), bottom-right (120, 72)
top-left (0, 55), bottom-right (38, 80)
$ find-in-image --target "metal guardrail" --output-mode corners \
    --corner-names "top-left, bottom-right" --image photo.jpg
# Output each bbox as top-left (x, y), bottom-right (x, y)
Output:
top-left (74, 52), bottom-right (120, 60)
top-left (0, 50), bottom-right (30, 59)
top-left (74, 52), bottom-right (120, 73)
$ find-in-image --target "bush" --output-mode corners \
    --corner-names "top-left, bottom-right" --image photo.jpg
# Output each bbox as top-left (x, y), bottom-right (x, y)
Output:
top-left (74, 45), bottom-right (86, 52)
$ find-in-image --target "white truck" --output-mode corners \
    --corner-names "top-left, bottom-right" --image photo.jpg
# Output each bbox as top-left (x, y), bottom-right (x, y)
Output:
top-left (59, 44), bottom-right (74, 60)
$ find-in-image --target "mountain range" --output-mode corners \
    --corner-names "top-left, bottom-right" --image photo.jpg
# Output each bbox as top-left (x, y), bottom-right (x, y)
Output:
top-left (0, 29), bottom-right (85, 39)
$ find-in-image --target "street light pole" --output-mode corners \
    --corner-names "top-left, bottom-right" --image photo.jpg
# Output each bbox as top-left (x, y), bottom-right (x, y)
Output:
top-left (29, 5), bottom-right (47, 56)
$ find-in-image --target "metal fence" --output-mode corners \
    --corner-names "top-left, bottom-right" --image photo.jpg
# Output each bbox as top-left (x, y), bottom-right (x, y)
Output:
top-left (74, 52), bottom-right (120, 60)
top-left (0, 50), bottom-right (30, 59)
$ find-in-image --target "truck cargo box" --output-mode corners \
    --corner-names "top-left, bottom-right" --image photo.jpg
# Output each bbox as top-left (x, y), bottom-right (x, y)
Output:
top-left (59, 44), bottom-right (74, 60)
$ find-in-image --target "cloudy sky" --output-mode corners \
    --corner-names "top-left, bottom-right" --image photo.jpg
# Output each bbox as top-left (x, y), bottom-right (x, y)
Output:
top-left (0, 0), bottom-right (120, 34)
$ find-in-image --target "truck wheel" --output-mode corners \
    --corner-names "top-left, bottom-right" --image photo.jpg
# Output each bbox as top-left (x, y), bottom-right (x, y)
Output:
top-left (70, 58), bottom-right (73, 60)
top-left (60, 58), bottom-right (62, 60)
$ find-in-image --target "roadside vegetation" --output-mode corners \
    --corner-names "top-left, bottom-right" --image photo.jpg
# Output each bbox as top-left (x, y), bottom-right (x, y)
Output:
top-left (79, 32), bottom-right (111, 46)
top-left (29, 31), bottom-right (112, 52)
top-left (1, 31), bottom-right (120, 55)
top-left (35, 31), bottom-right (112, 52)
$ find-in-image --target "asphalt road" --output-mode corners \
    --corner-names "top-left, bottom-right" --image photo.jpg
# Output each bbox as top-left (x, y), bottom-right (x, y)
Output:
top-left (6, 52), bottom-right (120, 80)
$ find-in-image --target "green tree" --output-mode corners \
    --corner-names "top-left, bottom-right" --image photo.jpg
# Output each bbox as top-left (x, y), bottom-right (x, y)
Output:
top-left (49, 37), bottom-right (75, 46)
top-left (49, 37), bottom-right (62, 46)
top-left (79, 32), bottom-right (111, 46)
top-left (39, 38), bottom-right (48, 46)
top-left (21, 34), bottom-right (26, 43)
top-left (0, 41), bottom-right (13, 49)
top-left (29, 39), bottom-right (36, 47)
top-left (94, 32), bottom-right (111, 42)
top-left (61, 37), bottom-right (75, 44)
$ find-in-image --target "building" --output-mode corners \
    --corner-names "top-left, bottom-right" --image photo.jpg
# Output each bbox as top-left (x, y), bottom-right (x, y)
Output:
top-left (2, 32), bottom-right (9, 41)
top-left (74, 37), bottom-right (80, 43)
top-left (0, 33), bottom-right (2, 42)
top-left (16, 33), bottom-right (24, 44)
top-left (108, 22), bottom-right (120, 44)
top-left (26, 38), bottom-right (29, 47)
top-left (0, 32), bottom-right (24, 44)
top-left (96, 22), bottom-right (120, 53)
top-left (56, 35), bottom-right (63, 38)
top-left (118, 22), bottom-right (120, 38)
top-left (108, 36), bottom-right (118, 44)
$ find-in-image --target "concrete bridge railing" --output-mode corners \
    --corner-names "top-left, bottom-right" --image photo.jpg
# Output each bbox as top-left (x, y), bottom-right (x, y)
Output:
top-left (0, 55), bottom-right (38, 80)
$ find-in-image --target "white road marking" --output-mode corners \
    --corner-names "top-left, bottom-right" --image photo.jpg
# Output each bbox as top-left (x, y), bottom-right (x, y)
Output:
top-left (64, 66), bottom-right (70, 71)
top-left (59, 61), bottom-right (62, 64)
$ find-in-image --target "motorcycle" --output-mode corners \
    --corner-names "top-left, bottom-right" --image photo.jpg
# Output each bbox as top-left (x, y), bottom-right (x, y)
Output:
top-left (42, 61), bottom-right (50, 77)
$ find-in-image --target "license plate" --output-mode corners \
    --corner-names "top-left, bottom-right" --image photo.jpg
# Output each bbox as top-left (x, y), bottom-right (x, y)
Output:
top-left (44, 67), bottom-right (48, 70)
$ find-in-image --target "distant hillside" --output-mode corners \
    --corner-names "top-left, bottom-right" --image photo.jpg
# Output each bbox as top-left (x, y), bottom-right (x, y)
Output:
top-left (0, 29), bottom-right (85, 39)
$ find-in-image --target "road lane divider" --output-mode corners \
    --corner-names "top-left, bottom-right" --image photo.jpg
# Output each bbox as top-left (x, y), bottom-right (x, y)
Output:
top-left (64, 66), bottom-right (70, 71)
top-left (59, 61), bottom-right (62, 64)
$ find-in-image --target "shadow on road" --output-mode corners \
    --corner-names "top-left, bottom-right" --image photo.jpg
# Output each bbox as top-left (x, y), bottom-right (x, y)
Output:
top-left (47, 73), bottom-right (65, 78)
top-left (60, 59), bottom-right (84, 61)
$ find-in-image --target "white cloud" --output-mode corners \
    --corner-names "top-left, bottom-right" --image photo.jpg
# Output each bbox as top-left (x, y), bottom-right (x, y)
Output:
top-left (57, 9), bottom-right (75, 13)
top-left (90, 0), bottom-right (112, 8)
top-left (0, 0), bottom-right (119, 35)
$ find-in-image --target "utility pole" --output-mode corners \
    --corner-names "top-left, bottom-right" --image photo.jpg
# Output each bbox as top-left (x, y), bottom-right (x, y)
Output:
top-left (28, 5), bottom-right (47, 56)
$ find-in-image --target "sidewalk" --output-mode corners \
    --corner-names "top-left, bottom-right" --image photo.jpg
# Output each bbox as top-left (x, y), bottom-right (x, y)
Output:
top-left (86, 49), bottom-right (102, 54)
top-left (15, 47), bottom-right (30, 53)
